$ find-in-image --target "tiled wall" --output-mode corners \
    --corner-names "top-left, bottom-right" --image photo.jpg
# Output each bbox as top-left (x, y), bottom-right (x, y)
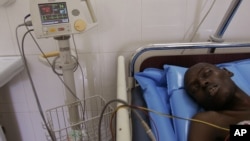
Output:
top-left (0, 0), bottom-right (250, 140)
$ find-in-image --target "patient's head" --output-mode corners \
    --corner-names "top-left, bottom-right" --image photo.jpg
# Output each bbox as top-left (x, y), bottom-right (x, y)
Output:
top-left (184, 62), bottom-right (236, 110)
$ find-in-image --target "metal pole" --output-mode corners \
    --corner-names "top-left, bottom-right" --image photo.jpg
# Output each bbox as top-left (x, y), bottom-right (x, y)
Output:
top-left (54, 36), bottom-right (80, 129)
top-left (209, 0), bottom-right (242, 53)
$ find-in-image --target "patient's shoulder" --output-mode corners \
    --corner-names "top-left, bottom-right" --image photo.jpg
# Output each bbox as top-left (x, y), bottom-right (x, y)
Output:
top-left (193, 111), bottom-right (219, 120)
top-left (192, 111), bottom-right (224, 125)
top-left (188, 111), bottom-right (228, 141)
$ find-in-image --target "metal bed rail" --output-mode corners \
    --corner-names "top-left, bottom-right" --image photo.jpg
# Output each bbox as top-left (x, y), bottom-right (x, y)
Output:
top-left (129, 42), bottom-right (250, 77)
top-left (128, 42), bottom-right (250, 89)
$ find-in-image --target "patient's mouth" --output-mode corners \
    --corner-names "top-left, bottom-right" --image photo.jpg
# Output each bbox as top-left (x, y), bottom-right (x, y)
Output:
top-left (207, 85), bottom-right (219, 96)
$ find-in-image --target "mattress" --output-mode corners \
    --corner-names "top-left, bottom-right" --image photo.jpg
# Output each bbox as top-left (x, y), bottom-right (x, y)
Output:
top-left (0, 56), bottom-right (24, 87)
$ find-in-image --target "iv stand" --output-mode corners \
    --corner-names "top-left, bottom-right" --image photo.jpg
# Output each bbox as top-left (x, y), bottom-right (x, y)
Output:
top-left (54, 35), bottom-right (80, 129)
top-left (36, 0), bottom-right (98, 132)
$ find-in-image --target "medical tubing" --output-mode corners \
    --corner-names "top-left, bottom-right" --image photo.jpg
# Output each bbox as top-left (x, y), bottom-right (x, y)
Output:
top-left (183, 0), bottom-right (209, 41)
top-left (98, 99), bottom-right (126, 141)
top-left (22, 15), bottom-right (56, 140)
top-left (141, 120), bottom-right (157, 141)
top-left (23, 15), bottom-right (78, 99)
top-left (24, 18), bottom-right (77, 139)
top-left (23, 15), bottom-right (88, 132)
top-left (23, 30), bottom-right (87, 138)
top-left (25, 12), bottom-right (87, 114)
top-left (24, 14), bottom-right (31, 20)
top-left (98, 99), bottom-right (156, 141)
top-left (16, 20), bottom-right (32, 27)
top-left (190, 0), bottom-right (216, 42)
top-left (51, 56), bottom-right (63, 76)
top-left (23, 23), bottom-right (80, 102)
top-left (113, 105), bottom-right (160, 141)
top-left (21, 31), bottom-right (56, 140)
top-left (21, 29), bottom-right (56, 141)
top-left (21, 13), bottom-right (89, 140)
top-left (100, 99), bottom-right (230, 141)
top-left (15, 21), bottom-right (33, 54)
top-left (131, 106), bottom-right (157, 141)
top-left (137, 106), bottom-right (229, 132)
top-left (16, 20), bottom-right (55, 140)
top-left (114, 104), bottom-right (230, 141)
top-left (72, 35), bottom-right (79, 70)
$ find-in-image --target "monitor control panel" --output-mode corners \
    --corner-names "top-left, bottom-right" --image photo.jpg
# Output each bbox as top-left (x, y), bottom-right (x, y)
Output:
top-left (30, 0), bottom-right (96, 38)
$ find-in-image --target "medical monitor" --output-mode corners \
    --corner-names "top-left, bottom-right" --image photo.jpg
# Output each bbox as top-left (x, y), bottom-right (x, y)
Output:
top-left (30, 0), bottom-right (96, 38)
top-left (39, 2), bottom-right (69, 25)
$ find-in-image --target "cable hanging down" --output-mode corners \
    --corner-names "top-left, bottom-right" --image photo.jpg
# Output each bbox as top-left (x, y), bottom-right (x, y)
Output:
top-left (15, 14), bottom-right (89, 141)
top-left (98, 98), bottom-right (230, 141)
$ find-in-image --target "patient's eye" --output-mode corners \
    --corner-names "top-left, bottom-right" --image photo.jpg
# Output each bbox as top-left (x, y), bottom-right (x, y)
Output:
top-left (202, 68), bottom-right (212, 78)
top-left (190, 83), bottom-right (199, 94)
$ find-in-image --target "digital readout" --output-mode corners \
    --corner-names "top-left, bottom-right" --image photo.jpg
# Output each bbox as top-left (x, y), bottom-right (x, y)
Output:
top-left (39, 2), bottom-right (69, 25)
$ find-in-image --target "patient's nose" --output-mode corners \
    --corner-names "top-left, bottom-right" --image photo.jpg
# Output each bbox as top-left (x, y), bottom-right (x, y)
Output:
top-left (199, 78), bottom-right (209, 87)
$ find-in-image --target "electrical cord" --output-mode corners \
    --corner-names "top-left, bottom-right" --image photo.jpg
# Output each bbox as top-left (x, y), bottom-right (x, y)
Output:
top-left (15, 21), bottom-right (32, 56)
top-left (21, 15), bottom-right (56, 141)
top-left (72, 35), bottom-right (79, 70)
top-left (128, 105), bottom-right (229, 132)
top-left (23, 15), bottom-right (87, 102)
top-left (99, 100), bottom-right (230, 141)
top-left (20, 28), bottom-right (56, 141)
top-left (17, 14), bottom-right (87, 140)
top-left (20, 26), bottom-right (87, 140)
top-left (181, 0), bottom-right (216, 55)
top-left (50, 50), bottom-right (78, 76)
top-left (182, 0), bottom-right (210, 41)
top-left (98, 99), bottom-right (157, 141)
top-left (71, 34), bottom-right (87, 120)
top-left (189, 0), bottom-right (216, 42)
top-left (23, 18), bottom-right (81, 102)
top-left (110, 105), bottom-right (159, 141)
top-left (182, 0), bottom-right (216, 42)
top-left (37, 39), bottom-right (88, 122)
top-left (16, 14), bottom-right (85, 100)
top-left (16, 18), bottom-right (56, 140)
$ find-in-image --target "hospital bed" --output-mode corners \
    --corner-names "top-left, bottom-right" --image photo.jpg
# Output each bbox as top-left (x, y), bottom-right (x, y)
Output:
top-left (116, 42), bottom-right (250, 141)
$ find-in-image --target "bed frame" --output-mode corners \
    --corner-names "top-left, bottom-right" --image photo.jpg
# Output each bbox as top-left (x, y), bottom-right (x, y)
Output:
top-left (116, 42), bottom-right (250, 141)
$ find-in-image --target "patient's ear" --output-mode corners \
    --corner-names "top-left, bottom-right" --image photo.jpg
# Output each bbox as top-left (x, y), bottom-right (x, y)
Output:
top-left (222, 68), bottom-right (234, 77)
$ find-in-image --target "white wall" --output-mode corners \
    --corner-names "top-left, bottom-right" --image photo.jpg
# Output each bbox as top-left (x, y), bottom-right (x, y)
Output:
top-left (0, 0), bottom-right (250, 140)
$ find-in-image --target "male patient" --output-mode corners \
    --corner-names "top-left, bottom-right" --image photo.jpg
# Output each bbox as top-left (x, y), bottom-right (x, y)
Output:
top-left (184, 62), bottom-right (250, 141)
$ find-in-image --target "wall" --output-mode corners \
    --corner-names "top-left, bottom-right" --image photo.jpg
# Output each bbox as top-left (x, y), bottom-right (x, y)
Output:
top-left (0, 0), bottom-right (250, 140)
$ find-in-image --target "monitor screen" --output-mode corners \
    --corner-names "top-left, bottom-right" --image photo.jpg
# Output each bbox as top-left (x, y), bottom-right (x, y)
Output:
top-left (39, 2), bottom-right (69, 25)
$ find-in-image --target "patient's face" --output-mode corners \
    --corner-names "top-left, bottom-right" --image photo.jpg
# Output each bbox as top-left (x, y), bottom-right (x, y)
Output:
top-left (184, 63), bottom-right (235, 110)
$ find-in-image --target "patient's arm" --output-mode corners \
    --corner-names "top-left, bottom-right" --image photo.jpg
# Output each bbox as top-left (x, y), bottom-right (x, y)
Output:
top-left (188, 112), bottom-right (229, 141)
top-left (188, 119), bottom-right (215, 141)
